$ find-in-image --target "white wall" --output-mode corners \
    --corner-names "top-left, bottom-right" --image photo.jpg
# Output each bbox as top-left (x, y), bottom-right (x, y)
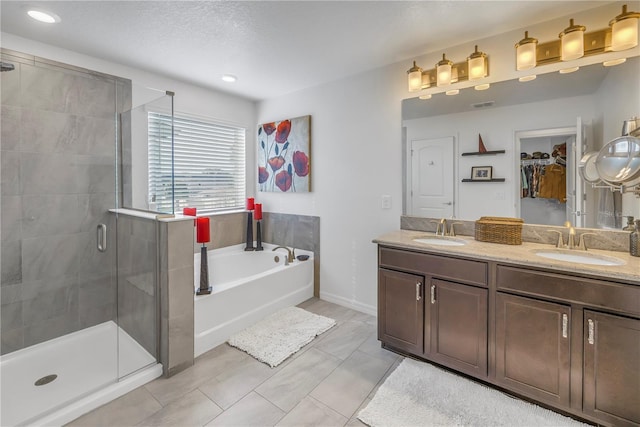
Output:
top-left (257, 3), bottom-right (639, 314)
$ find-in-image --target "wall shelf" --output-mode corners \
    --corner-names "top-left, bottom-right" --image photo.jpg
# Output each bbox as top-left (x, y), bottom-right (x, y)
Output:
top-left (462, 178), bottom-right (506, 182)
top-left (461, 150), bottom-right (506, 156)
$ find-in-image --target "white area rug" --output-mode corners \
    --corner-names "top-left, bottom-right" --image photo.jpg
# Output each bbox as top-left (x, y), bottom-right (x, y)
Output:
top-left (358, 358), bottom-right (588, 427)
top-left (227, 306), bottom-right (336, 367)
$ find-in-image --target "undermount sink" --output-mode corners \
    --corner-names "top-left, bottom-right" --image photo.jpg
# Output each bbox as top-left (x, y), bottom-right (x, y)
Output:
top-left (532, 249), bottom-right (625, 266)
top-left (413, 237), bottom-right (467, 247)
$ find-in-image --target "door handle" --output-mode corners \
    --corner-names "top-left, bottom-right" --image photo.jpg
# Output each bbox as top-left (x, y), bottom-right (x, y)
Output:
top-left (416, 282), bottom-right (421, 301)
top-left (97, 224), bottom-right (107, 252)
top-left (442, 202), bottom-right (452, 205)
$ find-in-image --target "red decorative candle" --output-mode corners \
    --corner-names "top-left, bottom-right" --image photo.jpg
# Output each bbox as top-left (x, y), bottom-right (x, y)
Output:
top-left (246, 197), bottom-right (255, 210)
top-left (254, 203), bottom-right (262, 220)
top-left (183, 207), bottom-right (197, 216)
top-left (196, 217), bottom-right (210, 243)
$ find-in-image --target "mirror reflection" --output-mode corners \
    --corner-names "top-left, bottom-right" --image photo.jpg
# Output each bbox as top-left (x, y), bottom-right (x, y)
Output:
top-left (402, 56), bottom-right (640, 229)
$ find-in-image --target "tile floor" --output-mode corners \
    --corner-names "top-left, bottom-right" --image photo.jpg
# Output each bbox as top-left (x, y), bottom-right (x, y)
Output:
top-left (67, 298), bottom-right (402, 426)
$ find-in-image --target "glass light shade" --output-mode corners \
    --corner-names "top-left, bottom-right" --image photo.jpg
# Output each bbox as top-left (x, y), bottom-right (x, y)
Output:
top-left (515, 32), bottom-right (537, 71)
top-left (612, 16), bottom-right (639, 51)
top-left (560, 19), bottom-right (585, 61)
top-left (450, 67), bottom-right (459, 83)
top-left (436, 54), bottom-right (453, 87)
top-left (467, 45), bottom-right (487, 80)
top-left (407, 61), bottom-right (423, 92)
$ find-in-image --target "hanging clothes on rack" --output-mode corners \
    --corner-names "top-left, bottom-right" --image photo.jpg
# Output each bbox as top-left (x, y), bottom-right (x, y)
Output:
top-left (537, 164), bottom-right (567, 202)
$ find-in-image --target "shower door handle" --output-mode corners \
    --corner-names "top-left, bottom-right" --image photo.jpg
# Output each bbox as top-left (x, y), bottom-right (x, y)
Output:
top-left (97, 224), bottom-right (107, 252)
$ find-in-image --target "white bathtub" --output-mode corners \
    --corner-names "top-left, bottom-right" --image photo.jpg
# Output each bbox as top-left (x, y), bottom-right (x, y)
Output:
top-left (194, 243), bottom-right (314, 357)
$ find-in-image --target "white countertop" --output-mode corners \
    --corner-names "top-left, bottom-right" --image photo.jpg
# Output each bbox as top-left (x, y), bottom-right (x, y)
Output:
top-left (374, 230), bottom-right (640, 284)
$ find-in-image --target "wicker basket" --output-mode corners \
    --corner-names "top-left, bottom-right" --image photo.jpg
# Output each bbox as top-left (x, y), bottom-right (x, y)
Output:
top-left (475, 216), bottom-right (524, 245)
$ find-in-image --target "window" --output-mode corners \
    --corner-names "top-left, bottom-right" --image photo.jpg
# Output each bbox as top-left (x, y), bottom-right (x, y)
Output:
top-left (148, 112), bottom-right (246, 213)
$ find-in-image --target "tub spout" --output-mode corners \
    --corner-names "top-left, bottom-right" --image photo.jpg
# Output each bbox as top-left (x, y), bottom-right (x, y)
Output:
top-left (272, 246), bottom-right (294, 264)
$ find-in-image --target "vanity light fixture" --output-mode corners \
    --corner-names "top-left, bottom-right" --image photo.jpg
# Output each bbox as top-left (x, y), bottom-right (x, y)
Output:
top-left (407, 61), bottom-right (423, 92)
top-left (519, 75), bottom-right (537, 82)
top-left (436, 54), bottom-right (453, 87)
top-left (27, 8), bottom-right (61, 23)
top-left (610, 4), bottom-right (640, 51)
top-left (468, 45), bottom-right (488, 80)
top-left (514, 5), bottom-right (638, 71)
top-left (515, 31), bottom-right (538, 70)
top-left (560, 19), bottom-right (586, 61)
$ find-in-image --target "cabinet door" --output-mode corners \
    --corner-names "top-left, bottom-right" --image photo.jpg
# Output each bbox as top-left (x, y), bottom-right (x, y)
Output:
top-left (495, 293), bottom-right (571, 407)
top-left (584, 311), bottom-right (640, 427)
top-left (428, 279), bottom-right (488, 377)
top-left (378, 268), bottom-right (424, 355)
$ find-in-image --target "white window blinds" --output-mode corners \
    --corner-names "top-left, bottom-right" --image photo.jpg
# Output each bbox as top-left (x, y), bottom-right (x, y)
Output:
top-left (148, 112), bottom-right (246, 213)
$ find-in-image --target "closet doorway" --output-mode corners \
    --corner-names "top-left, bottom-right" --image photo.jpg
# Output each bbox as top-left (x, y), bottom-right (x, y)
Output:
top-left (515, 119), bottom-right (586, 227)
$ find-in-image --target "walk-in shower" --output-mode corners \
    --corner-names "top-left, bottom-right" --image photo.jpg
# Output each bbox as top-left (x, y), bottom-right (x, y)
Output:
top-left (0, 49), bottom-right (163, 426)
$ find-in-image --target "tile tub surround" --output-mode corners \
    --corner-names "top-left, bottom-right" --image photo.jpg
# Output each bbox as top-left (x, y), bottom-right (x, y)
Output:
top-left (375, 229), bottom-right (639, 283)
top-left (0, 49), bottom-right (132, 354)
top-left (68, 298), bottom-right (397, 427)
top-left (401, 215), bottom-right (630, 253)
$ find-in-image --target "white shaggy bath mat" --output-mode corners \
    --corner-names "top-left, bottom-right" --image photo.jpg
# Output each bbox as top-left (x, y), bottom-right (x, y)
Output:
top-left (227, 306), bottom-right (335, 367)
top-left (358, 358), bottom-right (588, 427)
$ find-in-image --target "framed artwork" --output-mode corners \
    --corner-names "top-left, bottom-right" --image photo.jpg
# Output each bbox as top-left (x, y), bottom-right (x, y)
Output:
top-left (258, 115), bottom-right (311, 192)
top-left (471, 166), bottom-right (493, 181)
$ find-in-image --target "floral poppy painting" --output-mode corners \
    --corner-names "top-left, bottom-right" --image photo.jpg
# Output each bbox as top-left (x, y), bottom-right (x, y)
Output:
top-left (258, 115), bottom-right (311, 192)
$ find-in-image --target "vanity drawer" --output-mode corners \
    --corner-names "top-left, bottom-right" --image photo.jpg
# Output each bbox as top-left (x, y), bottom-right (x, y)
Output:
top-left (496, 265), bottom-right (640, 316)
top-left (379, 247), bottom-right (487, 287)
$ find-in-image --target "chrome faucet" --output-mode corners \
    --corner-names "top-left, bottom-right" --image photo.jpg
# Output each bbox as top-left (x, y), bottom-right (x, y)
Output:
top-left (272, 246), bottom-right (294, 264)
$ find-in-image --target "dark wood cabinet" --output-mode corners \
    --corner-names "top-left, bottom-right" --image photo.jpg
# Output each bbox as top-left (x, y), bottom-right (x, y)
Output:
top-left (495, 292), bottom-right (571, 407)
top-left (377, 244), bottom-right (639, 427)
top-left (428, 279), bottom-right (487, 377)
top-left (583, 310), bottom-right (640, 427)
top-left (378, 268), bottom-right (424, 355)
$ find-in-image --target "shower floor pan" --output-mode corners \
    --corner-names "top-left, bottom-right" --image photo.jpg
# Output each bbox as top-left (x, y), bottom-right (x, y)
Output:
top-left (0, 321), bottom-right (162, 426)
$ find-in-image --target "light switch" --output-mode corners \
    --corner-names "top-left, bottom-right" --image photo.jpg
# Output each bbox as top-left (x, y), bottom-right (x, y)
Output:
top-left (381, 195), bottom-right (392, 209)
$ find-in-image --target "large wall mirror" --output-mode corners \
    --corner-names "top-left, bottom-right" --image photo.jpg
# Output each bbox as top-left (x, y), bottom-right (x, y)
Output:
top-left (402, 56), bottom-right (640, 229)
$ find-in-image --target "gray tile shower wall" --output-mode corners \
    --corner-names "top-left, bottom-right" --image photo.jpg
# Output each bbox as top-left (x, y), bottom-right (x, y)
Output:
top-left (159, 219), bottom-right (195, 377)
top-left (116, 215), bottom-right (158, 358)
top-left (0, 49), bottom-right (132, 355)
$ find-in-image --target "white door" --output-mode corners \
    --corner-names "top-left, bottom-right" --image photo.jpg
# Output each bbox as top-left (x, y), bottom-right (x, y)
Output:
top-left (410, 137), bottom-right (455, 217)
top-left (567, 117), bottom-right (586, 227)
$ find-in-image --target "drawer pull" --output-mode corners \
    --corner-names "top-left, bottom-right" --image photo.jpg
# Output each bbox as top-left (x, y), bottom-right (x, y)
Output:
top-left (562, 314), bottom-right (568, 338)
top-left (416, 282), bottom-right (421, 301)
top-left (588, 319), bottom-right (595, 345)
top-left (430, 285), bottom-right (436, 304)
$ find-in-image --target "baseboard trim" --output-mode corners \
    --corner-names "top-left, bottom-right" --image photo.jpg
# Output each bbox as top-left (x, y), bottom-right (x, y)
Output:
top-left (319, 292), bottom-right (377, 316)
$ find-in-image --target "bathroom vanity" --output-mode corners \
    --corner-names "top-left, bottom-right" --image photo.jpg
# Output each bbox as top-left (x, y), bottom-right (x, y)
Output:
top-left (374, 230), bottom-right (640, 427)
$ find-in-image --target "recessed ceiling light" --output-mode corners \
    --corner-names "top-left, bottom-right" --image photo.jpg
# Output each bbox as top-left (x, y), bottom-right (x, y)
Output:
top-left (445, 89), bottom-right (460, 96)
top-left (27, 9), bottom-right (61, 24)
top-left (603, 58), bottom-right (627, 67)
top-left (559, 66), bottom-right (579, 74)
top-left (419, 94), bottom-right (432, 100)
top-left (474, 84), bottom-right (490, 91)
top-left (221, 74), bottom-right (237, 83)
top-left (519, 75), bottom-right (537, 82)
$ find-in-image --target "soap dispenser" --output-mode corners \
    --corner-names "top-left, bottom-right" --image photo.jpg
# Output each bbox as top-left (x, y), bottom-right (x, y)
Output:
top-left (630, 220), bottom-right (640, 257)
top-left (623, 216), bottom-right (635, 231)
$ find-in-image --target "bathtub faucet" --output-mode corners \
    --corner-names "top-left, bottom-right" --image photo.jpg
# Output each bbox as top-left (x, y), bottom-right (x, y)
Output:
top-left (272, 246), bottom-right (295, 264)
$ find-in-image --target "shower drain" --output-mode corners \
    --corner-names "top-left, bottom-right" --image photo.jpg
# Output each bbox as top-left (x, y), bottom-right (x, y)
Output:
top-left (34, 374), bottom-right (57, 386)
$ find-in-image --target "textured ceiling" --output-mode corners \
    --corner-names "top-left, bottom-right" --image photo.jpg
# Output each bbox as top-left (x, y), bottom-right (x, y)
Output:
top-left (0, 1), bottom-right (610, 101)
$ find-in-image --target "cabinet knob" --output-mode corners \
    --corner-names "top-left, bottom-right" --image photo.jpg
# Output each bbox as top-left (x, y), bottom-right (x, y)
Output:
top-left (416, 282), bottom-right (421, 301)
